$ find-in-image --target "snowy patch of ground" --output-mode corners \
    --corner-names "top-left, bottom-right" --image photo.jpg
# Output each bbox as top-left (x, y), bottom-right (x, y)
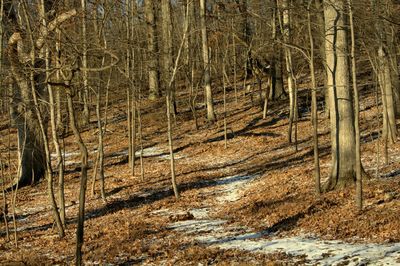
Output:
top-left (213, 174), bottom-right (260, 202)
top-left (107, 146), bottom-right (185, 160)
top-left (51, 146), bottom-right (185, 168)
top-left (156, 173), bottom-right (400, 265)
top-left (199, 233), bottom-right (400, 265)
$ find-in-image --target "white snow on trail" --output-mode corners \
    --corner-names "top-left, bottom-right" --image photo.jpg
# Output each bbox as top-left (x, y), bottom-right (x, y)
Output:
top-left (155, 173), bottom-right (400, 265)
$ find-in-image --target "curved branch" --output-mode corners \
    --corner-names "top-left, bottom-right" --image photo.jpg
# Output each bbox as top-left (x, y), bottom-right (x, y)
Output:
top-left (278, 40), bottom-right (310, 62)
top-left (36, 9), bottom-right (77, 50)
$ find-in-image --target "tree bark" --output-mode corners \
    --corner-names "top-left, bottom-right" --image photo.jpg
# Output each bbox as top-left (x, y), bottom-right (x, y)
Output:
top-left (269, 0), bottom-right (285, 100)
top-left (323, 0), bottom-right (356, 190)
top-left (144, 0), bottom-right (160, 99)
top-left (348, 0), bottom-right (362, 210)
top-left (200, 0), bottom-right (216, 122)
top-left (81, 0), bottom-right (89, 125)
top-left (161, 0), bottom-right (175, 112)
top-left (307, 0), bottom-right (321, 195)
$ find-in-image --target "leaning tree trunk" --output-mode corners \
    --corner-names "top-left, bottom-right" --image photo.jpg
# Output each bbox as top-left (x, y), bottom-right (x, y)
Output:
top-left (323, 0), bottom-right (356, 190)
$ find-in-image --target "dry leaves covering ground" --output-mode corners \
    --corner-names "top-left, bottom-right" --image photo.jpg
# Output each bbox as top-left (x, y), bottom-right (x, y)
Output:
top-left (0, 78), bottom-right (399, 265)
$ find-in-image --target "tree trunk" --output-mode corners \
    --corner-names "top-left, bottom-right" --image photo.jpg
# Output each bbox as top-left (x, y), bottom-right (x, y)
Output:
top-left (67, 88), bottom-right (89, 265)
top-left (315, 0), bottom-right (330, 115)
top-left (161, 0), bottom-right (175, 112)
top-left (81, 0), bottom-right (89, 125)
top-left (269, 0), bottom-right (285, 100)
top-left (378, 46), bottom-right (398, 143)
top-left (144, 0), bottom-right (160, 99)
top-left (8, 35), bottom-right (46, 187)
top-left (348, 0), bottom-right (362, 210)
top-left (279, 0), bottom-right (297, 143)
top-left (167, 94), bottom-right (179, 199)
top-left (307, 0), bottom-right (321, 195)
top-left (200, 0), bottom-right (216, 123)
top-left (323, 0), bottom-right (356, 190)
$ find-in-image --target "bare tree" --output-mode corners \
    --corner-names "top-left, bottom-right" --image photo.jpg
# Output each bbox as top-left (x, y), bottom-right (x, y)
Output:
top-left (200, 0), bottom-right (216, 123)
top-left (144, 0), bottom-right (160, 99)
top-left (323, 0), bottom-right (357, 190)
top-left (81, 0), bottom-right (90, 125)
top-left (348, 0), bottom-right (362, 210)
top-left (307, 0), bottom-right (321, 195)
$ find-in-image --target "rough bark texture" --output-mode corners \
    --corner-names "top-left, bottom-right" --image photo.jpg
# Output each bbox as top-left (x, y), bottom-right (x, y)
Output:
top-left (6, 8), bottom-right (77, 188)
top-left (323, 0), bottom-right (356, 190)
top-left (8, 34), bottom-right (46, 187)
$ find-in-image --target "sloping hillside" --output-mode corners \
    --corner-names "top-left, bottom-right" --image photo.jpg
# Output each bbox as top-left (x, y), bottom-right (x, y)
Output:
top-left (1, 77), bottom-right (400, 265)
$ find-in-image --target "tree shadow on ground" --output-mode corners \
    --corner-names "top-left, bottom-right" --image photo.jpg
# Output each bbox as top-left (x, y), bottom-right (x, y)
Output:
top-left (206, 113), bottom-right (287, 144)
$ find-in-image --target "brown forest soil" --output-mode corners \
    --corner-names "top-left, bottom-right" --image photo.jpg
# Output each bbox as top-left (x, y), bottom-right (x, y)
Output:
top-left (0, 77), bottom-right (399, 264)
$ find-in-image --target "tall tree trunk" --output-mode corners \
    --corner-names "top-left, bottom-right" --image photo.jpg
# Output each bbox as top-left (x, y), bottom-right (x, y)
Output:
top-left (323, 0), bottom-right (356, 190)
top-left (55, 29), bottom-right (63, 132)
top-left (144, 0), bottom-right (160, 99)
top-left (200, 0), bottom-right (216, 122)
top-left (8, 38), bottom-right (46, 187)
top-left (126, 0), bottom-right (133, 172)
top-left (39, 1), bottom-right (66, 226)
top-left (269, 0), bottom-right (285, 100)
top-left (279, 0), bottom-right (297, 143)
top-left (315, 0), bottom-right (330, 115)
top-left (348, 0), bottom-right (362, 210)
top-left (370, 0), bottom-right (398, 143)
top-left (307, 0), bottom-right (321, 195)
top-left (161, 0), bottom-right (176, 113)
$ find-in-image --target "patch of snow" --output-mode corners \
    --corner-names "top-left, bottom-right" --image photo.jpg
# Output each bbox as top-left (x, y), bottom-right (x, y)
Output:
top-left (156, 172), bottom-right (400, 265)
top-left (168, 219), bottom-right (227, 234)
top-left (51, 151), bottom-right (80, 159)
top-left (214, 174), bottom-right (260, 203)
top-left (205, 234), bottom-right (400, 266)
top-left (110, 147), bottom-right (184, 160)
top-left (189, 208), bottom-right (210, 219)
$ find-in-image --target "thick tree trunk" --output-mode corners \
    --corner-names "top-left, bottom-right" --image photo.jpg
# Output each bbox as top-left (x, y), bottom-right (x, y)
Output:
top-left (323, 0), bottom-right (356, 190)
top-left (8, 35), bottom-right (46, 187)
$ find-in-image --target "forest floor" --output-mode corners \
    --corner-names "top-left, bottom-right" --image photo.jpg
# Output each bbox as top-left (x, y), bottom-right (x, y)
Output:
top-left (1, 76), bottom-right (400, 265)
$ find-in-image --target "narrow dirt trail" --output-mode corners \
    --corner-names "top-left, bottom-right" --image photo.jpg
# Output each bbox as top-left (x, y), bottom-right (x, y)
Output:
top-left (152, 171), bottom-right (400, 265)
